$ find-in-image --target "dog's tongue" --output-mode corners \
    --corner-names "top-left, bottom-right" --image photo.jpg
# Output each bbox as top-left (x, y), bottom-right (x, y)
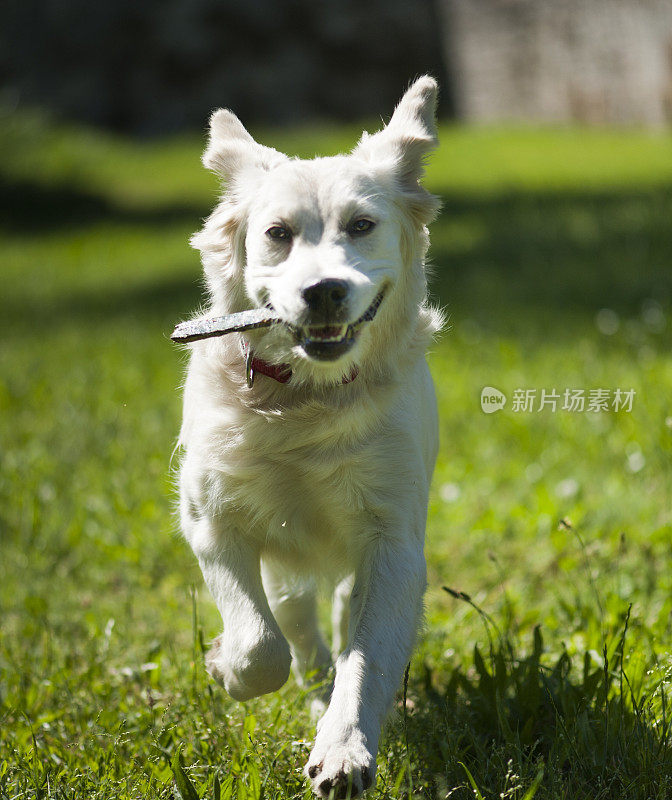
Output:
top-left (307, 325), bottom-right (347, 342)
top-left (171, 308), bottom-right (280, 343)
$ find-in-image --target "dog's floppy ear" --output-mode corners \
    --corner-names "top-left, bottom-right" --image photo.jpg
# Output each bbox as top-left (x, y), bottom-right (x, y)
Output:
top-left (353, 76), bottom-right (439, 222)
top-left (203, 109), bottom-right (286, 180)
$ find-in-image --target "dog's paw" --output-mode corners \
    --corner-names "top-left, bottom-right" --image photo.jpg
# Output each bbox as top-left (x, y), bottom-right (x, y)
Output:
top-left (204, 636), bottom-right (230, 687)
top-left (305, 731), bottom-right (375, 798)
top-left (205, 632), bottom-right (290, 701)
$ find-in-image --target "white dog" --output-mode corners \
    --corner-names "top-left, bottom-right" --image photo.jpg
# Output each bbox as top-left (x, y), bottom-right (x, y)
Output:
top-left (177, 76), bottom-right (441, 798)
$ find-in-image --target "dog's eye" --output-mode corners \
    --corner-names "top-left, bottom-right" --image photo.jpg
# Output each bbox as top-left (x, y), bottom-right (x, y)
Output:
top-left (266, 225), bottom-right (292, 242)
top-left (348, 218), bottom-right (375, 235)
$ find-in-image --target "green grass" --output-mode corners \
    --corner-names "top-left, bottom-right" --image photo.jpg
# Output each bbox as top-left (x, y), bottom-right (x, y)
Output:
top-left (1, 110), bottom-right (671, 799)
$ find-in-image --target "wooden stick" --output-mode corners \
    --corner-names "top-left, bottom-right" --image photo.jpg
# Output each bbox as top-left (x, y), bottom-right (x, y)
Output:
top-left (171, 308), bottom-right (281, 343)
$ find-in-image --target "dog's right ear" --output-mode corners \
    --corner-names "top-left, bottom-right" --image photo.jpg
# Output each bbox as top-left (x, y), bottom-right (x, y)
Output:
top-left (203, 109), bottom-right (286, 180)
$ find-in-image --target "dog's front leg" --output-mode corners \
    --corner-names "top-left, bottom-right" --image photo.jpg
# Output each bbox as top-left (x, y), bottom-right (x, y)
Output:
top-left (190, 519), bottom-right (291, 701)
top-left (306, 536), bottom-right (426, 798)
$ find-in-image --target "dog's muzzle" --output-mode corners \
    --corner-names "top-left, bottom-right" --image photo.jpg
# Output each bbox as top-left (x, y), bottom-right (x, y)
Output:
top-left (293, 290), bottom-right (386, 362)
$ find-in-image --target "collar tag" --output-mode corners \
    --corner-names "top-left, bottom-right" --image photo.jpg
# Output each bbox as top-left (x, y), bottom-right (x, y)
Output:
top-left (245, 346), bottom-right (255, 388)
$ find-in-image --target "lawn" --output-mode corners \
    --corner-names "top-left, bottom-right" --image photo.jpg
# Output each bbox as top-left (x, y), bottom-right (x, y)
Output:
top-left (1, 111), bottom-right (671, 799)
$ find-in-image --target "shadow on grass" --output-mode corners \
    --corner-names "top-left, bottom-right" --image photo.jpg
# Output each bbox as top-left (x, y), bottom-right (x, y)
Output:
top-left (0, 176), bottom-right (207, 232)
top-left (430, 185), bottom-right (672, 318)
top-left (5, 274), bottom-right (204, 336)
top-left (4, 178), bottom-right (671, 336)
top-left (398, 606), bottom-right (672, 800)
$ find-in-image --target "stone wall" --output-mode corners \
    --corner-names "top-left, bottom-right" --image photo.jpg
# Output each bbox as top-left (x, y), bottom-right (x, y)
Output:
top-left (440, 0), bottom-right (672, 125)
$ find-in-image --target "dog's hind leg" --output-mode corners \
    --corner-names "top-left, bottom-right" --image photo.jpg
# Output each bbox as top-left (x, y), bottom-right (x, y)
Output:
top-left (261, 559), bottom-right (332, 692)
top-left (331, 574), bottom-right (353, 660)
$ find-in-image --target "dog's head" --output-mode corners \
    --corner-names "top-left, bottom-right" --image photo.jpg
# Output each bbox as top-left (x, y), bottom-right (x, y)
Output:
top-left (192, 76), bottom-right (441, 386)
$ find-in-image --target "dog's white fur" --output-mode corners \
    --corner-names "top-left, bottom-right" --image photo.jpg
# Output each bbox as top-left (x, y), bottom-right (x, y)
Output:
top-left (178, 76), bottom-right (441, 797)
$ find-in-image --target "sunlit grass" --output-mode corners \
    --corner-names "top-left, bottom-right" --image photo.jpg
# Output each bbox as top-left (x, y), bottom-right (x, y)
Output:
top-left (1, 110), bottom-right (671, 798)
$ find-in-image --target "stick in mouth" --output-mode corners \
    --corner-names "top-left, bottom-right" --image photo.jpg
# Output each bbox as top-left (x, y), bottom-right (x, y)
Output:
top-left (170, 290), bottom-right (386, 346)
top-left (171, 308), bottom-right (281, 343)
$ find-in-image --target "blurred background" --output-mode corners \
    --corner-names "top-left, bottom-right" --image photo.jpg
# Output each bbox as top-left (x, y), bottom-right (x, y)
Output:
top-left (2, 2), bottom-right (672, 798)
top-left (3, 0), bottom-right (672, 132)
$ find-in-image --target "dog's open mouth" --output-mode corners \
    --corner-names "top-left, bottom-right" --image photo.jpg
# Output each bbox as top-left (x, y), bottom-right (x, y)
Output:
top-left (297, 290), bottom-right (385, 362)
top-left (170, 291), bottom-right (386, 363)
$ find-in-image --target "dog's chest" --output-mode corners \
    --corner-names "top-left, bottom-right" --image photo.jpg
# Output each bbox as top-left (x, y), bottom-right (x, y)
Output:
top-left (217, 400), bottom-right (385, 566)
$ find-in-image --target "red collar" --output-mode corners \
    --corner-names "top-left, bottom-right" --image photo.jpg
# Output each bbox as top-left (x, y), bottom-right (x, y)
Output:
top-left (243, 342), bottom-right (358, 387)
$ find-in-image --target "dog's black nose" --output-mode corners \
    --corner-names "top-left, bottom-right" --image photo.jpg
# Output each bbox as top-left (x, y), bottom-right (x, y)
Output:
top-left (302, 279), bottom-right (349, 320)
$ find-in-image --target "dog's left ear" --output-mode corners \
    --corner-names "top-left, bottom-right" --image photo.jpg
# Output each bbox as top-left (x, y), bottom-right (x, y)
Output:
top-left (353, 75), bottom-right (440, 223)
